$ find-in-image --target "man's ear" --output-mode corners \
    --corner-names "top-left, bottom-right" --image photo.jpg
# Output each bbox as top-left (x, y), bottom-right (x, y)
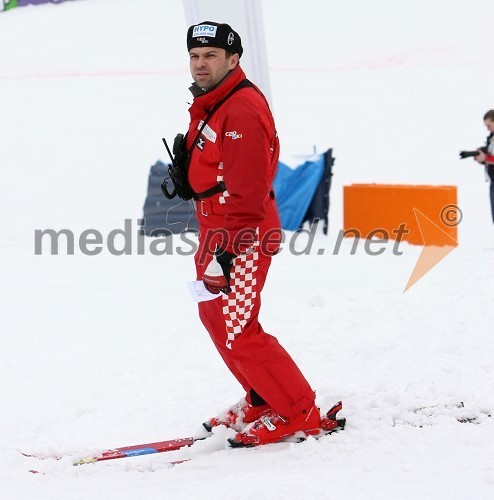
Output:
top-left (229, 53), bottom-right (240, 70)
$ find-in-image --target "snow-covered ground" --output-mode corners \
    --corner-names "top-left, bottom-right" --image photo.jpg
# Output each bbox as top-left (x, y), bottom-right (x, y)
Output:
top-left (1, 0), bottom-right (493, 498)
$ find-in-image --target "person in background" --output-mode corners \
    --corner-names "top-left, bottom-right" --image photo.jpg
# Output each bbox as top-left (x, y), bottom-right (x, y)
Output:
top-left (474, 110), bottom-right (494, 223)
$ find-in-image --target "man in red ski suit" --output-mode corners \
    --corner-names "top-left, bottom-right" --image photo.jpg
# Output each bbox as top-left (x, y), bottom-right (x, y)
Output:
top-left (185, 22), bottom-right (320, 446)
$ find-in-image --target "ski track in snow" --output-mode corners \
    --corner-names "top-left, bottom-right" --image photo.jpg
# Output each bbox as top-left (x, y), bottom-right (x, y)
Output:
top-left (1, 0), bottom-right (494, 498)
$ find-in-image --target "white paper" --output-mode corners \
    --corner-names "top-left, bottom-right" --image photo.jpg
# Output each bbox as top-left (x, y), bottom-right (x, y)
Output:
top-left (187, 280), bottom-right (221, 302)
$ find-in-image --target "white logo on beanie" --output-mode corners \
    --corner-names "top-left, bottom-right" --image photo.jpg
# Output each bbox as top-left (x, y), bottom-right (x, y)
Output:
top-left (227, 32), bottom-right (234, 45)
top-left (192, 25), bottom-right (217, 37)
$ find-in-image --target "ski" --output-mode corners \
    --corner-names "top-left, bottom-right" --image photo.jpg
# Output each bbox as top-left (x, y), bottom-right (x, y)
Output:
top-left (22, 401), bottom-right (346, 467)
top-left (21, 436), bottom-right (197, 466)
top-left (21, 452), bottom-right (62, 461)
top-left (392, 401), bottom-right (493, 429)
top-left (73, 436), bottom-right (196, 465)
top-left (413, 402), bottom-right (491, 423)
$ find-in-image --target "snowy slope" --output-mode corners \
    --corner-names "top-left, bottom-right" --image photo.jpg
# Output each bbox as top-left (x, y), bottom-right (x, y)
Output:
top-left (1, 0), bottom-right (494, 499)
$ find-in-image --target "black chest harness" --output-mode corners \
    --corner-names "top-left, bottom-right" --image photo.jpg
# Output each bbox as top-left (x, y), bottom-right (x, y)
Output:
top-left (161, 79), bottom-right (253, 201)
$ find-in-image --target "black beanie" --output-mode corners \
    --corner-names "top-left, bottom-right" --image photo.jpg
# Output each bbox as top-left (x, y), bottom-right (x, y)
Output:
top-left (187, 21), bottom-right (243, 58)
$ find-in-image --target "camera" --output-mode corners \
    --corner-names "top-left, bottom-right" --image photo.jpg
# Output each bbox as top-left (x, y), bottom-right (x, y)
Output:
top-left (459, 146), bottom-right (487, 159)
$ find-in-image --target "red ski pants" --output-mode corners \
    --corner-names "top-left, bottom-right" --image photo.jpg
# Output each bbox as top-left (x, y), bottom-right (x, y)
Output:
top-left (195, 228), bottom-right (315, 419)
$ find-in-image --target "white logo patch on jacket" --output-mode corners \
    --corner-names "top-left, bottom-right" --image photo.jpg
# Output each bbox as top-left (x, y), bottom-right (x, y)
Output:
top-left (196, 137), bottom-right (206, 151)
top-left (197, 121), bottom-right (217, 143)
top-left (225, 131), bottom-right (243, 140)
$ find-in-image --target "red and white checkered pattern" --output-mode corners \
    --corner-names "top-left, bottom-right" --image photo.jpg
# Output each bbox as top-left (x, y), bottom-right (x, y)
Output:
top-left (218, 189), bottom-right (230, 204)
top-left (222, 243), bottom-right (259, 350)
top-left (217, 162), bottom-right (230, 204)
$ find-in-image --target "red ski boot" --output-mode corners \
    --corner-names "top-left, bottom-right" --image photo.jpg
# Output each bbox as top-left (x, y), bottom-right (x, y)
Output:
top-left (228, 403), bottom-right (322, 447)
top-left (202, 398), bottom-right (271, 433)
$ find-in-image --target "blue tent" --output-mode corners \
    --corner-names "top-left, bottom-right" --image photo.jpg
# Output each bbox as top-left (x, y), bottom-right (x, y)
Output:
top-left (273, 149), bottom-right (334, 234)
top-left (142, 149), bottom-right (334, 235)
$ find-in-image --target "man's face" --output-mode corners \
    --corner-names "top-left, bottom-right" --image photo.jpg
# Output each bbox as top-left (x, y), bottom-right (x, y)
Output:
top-left (189, 47), bottom-right (238, 90)
top-left (485, 119), bottom-right (494, 133)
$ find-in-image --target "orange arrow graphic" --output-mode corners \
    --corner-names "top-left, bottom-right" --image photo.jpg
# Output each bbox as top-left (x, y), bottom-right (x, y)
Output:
top-left (404, 208), bottom-right (458, 292)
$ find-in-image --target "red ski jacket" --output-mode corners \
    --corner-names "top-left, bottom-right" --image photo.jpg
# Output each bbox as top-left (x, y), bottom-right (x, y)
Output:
top-left (187, 66), bottom-right (281, 257)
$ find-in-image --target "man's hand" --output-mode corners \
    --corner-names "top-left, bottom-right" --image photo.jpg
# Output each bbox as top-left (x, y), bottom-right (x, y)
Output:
top-left (202, 249), bottom-right (236, 295)
top-left (475, 150), bottom-right (487, 163)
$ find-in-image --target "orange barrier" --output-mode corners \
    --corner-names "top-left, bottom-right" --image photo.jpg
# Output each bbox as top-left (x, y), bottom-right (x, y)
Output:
top-left (343, 184), bottom-right (458, 246)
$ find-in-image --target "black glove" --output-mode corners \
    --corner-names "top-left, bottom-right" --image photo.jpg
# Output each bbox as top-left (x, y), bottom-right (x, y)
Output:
top-left (215, 248), bottom-right (236, 290)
